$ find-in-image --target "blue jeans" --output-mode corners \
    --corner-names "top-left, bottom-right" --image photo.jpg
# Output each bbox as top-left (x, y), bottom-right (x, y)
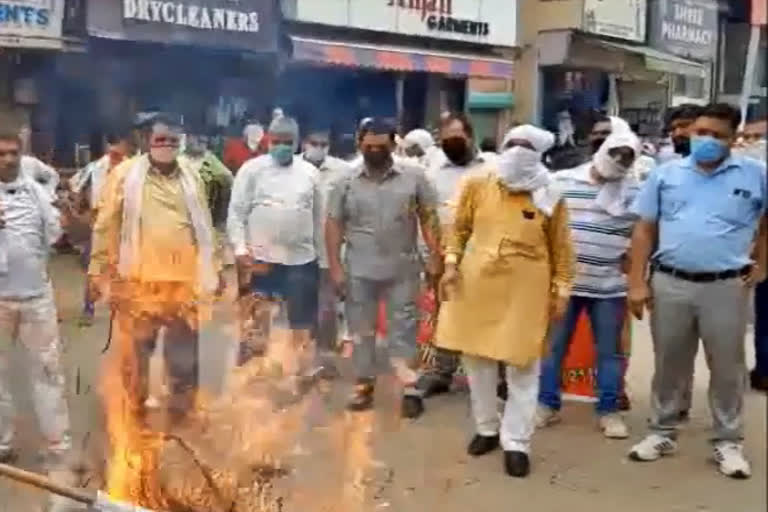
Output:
top-left (538, 296), bottom-right (626, 415)
top-left (754, 280), bottom-right (768, 377)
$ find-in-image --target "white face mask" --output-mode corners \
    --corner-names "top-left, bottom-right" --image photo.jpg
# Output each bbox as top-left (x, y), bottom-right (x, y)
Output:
top-left (595, 152), bottom-right (631, 180)
top-left (304, 144), bottom-right (328, 164)
top-left (497, 146), bottom-right (543, 189)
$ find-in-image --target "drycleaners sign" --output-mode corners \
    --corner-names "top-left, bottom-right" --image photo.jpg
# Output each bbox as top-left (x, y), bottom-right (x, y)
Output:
top-left (649, 0), bottom-right (718, 61)
top-left (87, 0), bottom-right (277, 51)
top-left (0, 0), bottom-right (64, 49)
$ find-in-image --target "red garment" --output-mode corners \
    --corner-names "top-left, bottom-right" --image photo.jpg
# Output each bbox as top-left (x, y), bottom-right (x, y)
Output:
top-left (223, 137), bottom-right (268, 173)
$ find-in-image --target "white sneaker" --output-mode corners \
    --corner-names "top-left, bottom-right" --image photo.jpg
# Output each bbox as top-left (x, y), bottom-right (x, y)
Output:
top-left (535, 405), bottom-right (561, 428)
top-left (628, 434), bottom-right (678, 461)
top-left (599, 413), bottom-right (629, 439)
top-left (713, 441), bottom-right (751, 479)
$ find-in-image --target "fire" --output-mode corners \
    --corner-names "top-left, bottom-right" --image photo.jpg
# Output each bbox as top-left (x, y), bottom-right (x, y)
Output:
top-left (99, 316), bottom-right (381, 512)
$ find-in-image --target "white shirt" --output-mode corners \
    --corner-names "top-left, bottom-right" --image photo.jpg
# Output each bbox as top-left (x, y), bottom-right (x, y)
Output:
top-left (0, 176), bottom-right (60, 299)
top-left (71, 155), bottom-right (110, 207)
top-left (228, 154), bottom-right (321, 265)
top-left (425, 155), bottom-right (490, 227)
top-left (21, 156), bottom-right (58, 198)
top-left (302, 154), bottom-right (352, 268)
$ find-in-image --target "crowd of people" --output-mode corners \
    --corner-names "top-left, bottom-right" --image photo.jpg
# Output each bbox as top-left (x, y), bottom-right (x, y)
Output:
top-left (0, 100), bottom-right (765, 492)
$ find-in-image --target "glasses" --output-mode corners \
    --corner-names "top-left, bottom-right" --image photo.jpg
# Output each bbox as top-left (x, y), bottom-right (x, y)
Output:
top-left (0, 150), bottom-right (19, 157)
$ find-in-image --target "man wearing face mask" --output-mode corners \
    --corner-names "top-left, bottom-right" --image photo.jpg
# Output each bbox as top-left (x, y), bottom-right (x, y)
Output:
top-left (88, 115), bottom-right (223, 425)
top-left (435, 125), bottom-right (574, 477)
top-left (419, 113), bottom-right (489, 397)
top-left (301, 129), bottom-right (352, 371)
top-left (224, 122), bottom-right (266, 174)
top-left (628, 103), bottom-right (767, 479)
top-left (326, 118), bottom-right (442, 418)
top-left (179, 132), bottom-right (233, 230)
top-left (657, 104), bottom-right (704, 164)
top-left (71, 128), bottom-right (134, 325)
top-left (229, 117), bottom-right (322, 376)
top-left (537, 130), bottom-right (642, 439)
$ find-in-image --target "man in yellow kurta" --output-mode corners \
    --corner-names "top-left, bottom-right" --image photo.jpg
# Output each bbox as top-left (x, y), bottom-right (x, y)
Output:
top-left (437, 125), bottom-right (574, 478)
top-left (88, 115), bottom-right (222, 425)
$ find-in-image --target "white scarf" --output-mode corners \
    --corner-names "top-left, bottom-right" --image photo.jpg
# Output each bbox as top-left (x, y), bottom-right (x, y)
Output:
top-left (593, 131), bottom-right (641, 217)
top-left (0, 173), bottom-right (59, 274)
top-left (118, 155), bottom-right (217, 294)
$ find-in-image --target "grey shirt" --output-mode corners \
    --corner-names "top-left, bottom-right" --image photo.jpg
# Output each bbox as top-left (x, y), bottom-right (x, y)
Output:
top-left (327, 160), bottom-right (439, 281)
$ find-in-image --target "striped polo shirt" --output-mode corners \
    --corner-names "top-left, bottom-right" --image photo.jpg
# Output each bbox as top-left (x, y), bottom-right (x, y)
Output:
top-left (554, 164), bottom-right (639, 298)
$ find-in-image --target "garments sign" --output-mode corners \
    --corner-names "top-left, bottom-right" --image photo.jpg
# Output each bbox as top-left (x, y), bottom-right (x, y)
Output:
top-left (87, 0), bottom-right (277, 51)
top-left (0, 0), bottom-right (64, 49)
top-left (583, 0), bottom-right (647, 42)
top-left (649, 0), bottom-right (718, 61)
top-left (286, 0), bottom-right (517, 47)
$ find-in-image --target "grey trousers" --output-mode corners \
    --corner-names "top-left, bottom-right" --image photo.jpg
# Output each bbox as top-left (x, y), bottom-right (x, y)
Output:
top-left (346, 275), bottom-right (420, 381)
top-left (315, 269), bottom-right (339, 353)
top-left (649, 272), bottom-right (748, 441)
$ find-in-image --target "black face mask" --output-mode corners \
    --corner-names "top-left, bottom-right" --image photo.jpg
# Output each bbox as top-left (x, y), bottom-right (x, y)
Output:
top-left (442, 137), bottom-right (470, 165)
top-left (672, 136), bottom-right (691, 156)
top-left (591, 138), bottom-right (606, 154)
top-left (363, 149), bottom-right (391, 170)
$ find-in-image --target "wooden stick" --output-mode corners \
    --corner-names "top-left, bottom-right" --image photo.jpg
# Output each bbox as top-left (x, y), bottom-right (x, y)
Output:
top-left (0, 462), bottom-right (95, 505)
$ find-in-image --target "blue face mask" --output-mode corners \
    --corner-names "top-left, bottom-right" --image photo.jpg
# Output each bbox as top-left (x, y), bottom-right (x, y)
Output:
top-left (690, 135), bottom-right (728, 164)
top-left (270, 144), bottom-right (294, 165)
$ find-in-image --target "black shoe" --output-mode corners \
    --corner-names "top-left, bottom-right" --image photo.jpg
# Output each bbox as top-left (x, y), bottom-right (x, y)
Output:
top-left (678, 410), bottom-right (691, 422)
top-left (0, 449), bottom-right (17, 464)
top-left (750, 369), bottom-right (768, 392)
top-left (467, 434), bottom-right (499, 457)
top-left (416, 374), bottom-right (452, 398)
top-left (347, 379), bottom-right (375, 412)
top-left (504, 450), bottom-right (530, 478)
top-left (401, 395), bottom-right (425, 419)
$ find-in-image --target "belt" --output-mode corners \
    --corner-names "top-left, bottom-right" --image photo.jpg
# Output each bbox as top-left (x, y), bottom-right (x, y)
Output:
top-left (653, 263), bottom-right (751, 283)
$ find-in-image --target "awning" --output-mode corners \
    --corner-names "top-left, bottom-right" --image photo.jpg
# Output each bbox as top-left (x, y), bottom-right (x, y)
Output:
top-left (597, 40), bottom-right (707, 79)
top-left (289, 36), bottom-right (515, 79)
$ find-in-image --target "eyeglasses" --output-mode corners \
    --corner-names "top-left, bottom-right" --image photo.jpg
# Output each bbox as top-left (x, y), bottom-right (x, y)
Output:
top-left (0, 150), bottom-right (19, 157)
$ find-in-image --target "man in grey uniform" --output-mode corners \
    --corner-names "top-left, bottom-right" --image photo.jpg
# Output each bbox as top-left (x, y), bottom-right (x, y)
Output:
top-left (326, 118), bottom-right (442, 418)
top-left (628, 103), bottom-right (766, 479)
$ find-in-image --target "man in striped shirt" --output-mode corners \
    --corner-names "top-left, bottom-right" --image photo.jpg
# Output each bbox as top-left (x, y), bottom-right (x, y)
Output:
top-left (537, 129), bottom-right (642, 439)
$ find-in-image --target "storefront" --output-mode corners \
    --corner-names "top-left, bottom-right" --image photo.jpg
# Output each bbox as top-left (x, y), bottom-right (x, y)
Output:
top-left (280, 0), bottom-right (517, 151)
top-left (0, 0), bottom-right (82, 159)
top-left (534, 0), bottom-right (707, 142)
top-left (56, 0), bottom-right (281, 165)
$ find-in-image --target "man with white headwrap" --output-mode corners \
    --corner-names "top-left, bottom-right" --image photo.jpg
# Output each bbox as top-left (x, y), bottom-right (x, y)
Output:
top-left (435, 124), bottom-right (574, 477)
top-left (402, 128), bottom-right (440, 168)
top-left (228, 116), bottom-right (322, 374)
top-left (537, 130), bottom-right (641, 439)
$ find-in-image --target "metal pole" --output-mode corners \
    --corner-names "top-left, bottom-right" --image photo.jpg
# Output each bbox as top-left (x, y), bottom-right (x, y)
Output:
top-left (739, 24), bottom-right (761, 131)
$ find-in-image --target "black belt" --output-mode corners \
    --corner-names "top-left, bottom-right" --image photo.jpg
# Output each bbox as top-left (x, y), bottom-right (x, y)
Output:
top-left (653, 263), bottom-right (751, 283)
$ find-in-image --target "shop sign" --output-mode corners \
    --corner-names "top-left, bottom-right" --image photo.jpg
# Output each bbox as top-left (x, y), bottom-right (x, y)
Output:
top-left (87, 0), bottom-right (277, 51)
top-left (286, 0), bottom-right (517, 47)
top-left (649, 0), bottom-right (718, 61)
top-left (583, 0), bottom-right (647, 43)
top-left (0, 0), bottom-right (65, 49)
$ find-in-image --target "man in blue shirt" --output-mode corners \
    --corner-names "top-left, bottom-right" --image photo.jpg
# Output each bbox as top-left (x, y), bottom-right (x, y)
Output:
top-left (627, 103), bottom-right (766, 480)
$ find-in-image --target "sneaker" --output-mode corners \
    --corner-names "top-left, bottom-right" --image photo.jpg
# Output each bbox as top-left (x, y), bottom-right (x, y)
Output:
top-left (599, 413), bottom-right (629, 439)
top-left (628, 434), bottom-right (678, 461)
top-left (467, 434), bottom-right (499, 456)
top-left (713, 441), bottom-right (751, 479)
top-left (504, 450), bottom-right (530, 478)
top-left (535, 405), bottom-right (561, 428)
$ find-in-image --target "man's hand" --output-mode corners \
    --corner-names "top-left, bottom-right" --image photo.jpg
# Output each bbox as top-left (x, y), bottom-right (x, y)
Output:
top-left (329, 264), bottom-right (347, 299)
top-left (743, 264), bottom-right (766, 288)
top-left (236, 255), bottom-right (253, 296)
top-left (87, 275), bottom-right (103, 303)
top-left (439, 265), bottom-right (460, 301)
top-left (550, 294), bottom-right (569, 323)
top-left (628, 281), bottom-right (653, 320)
top-left (425, 254), bottom-right (443, 280)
